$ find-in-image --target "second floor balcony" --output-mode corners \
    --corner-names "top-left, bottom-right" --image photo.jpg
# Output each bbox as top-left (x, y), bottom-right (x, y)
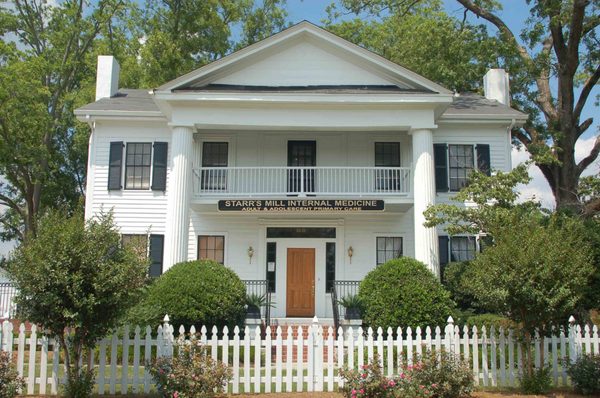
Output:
top-left (192, 166), bottom-right (412, 198)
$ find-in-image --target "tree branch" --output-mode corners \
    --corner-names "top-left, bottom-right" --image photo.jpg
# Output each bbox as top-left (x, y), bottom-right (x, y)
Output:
top-left (574, 63), bottom-right (600, 121)
top-left (577, 135), bottom-right (600, 175)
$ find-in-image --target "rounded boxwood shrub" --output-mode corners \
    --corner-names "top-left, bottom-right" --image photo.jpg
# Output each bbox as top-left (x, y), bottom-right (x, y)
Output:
top-left (127, 260), bottom-right (246, 329)
top-left (358, 257), bottom-right (455, 328)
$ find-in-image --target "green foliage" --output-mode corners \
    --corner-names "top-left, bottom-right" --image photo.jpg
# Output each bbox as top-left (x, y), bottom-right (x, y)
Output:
top-left (442, 261), bottom-right (480, 311)
top-left (128, 260), bottom-right (246, 329)
top-left (148, 337), bottom-right (232, 398)
top-left (62, 369), bottom-right (95, 398)
top-left (407, 350), bottom-right (474, 398)
top-left (468, 213), bottom-right (594, 337)
top-left (0, 0), bottom-right (135, 241)
top-left (338, 294), bottom-right (363, 310)
top-left (136, 0), bottom-right (288, 87)
top-left (0, 352), bottom-right (24, 398)
top-left (464, 313), bottom-right (512, 330)
top-left (359, 257), bottom-right (455, 328)
top-left (326, 2), bottom-right (501, 92)
top-left (6, 209), bottom-right (148, 398)
top-left (519, 366), bottom-right (552, 395)
top-left (565, 354), bottom-right (600, 395)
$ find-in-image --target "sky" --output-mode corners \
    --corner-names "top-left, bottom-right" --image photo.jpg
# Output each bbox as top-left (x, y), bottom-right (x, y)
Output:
top-left (284, 0), bottom-right (600, 209)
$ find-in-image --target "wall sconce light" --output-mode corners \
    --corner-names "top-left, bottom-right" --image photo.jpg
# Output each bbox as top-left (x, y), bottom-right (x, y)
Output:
top-left (347, 246), bottom-right (354, 264)
top-left (247, 246), bottom-right (254, 264)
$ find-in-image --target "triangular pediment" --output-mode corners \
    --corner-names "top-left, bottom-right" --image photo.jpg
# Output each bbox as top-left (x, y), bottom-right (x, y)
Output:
top-left (158, 21), bottom-right (451, 94)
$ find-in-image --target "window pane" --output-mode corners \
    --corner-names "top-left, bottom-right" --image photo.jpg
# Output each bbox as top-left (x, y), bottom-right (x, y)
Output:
top-left (125, 143), bottom-right (152, 190)
top-left (450, 236), bottom-right (476, 262)
top-left (198, 235), bottom-right (225, 264)
top-left (326, 242), bottom-right (335, 293)
top-left (448, 145), bottom-right (474, 191)
top-left (266, 242), bottom-right (276, 293)
top-left (376, 237), bottom-right (403, 265)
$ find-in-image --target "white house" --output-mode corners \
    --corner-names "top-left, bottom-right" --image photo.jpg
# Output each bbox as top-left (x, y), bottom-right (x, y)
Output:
top-left (75, 22), bottom-right (526, 319)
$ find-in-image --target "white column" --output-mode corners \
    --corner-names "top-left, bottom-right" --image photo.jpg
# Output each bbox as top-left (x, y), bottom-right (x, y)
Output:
top-left (164, 125), bottom-right (194, 269)
top-left (411, 128), bottom-right (439, 277)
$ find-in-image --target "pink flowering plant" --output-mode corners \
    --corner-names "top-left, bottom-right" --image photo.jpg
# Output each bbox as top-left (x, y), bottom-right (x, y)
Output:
top-left (340, 350), bottom-right (473, 398)
top-left (339, 357), bottom-right (398, 398)
top-left (148, 335), bottom-right (231, 398)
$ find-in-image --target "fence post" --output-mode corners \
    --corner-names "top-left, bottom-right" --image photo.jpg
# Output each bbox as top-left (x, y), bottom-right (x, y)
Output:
top-left (163, 314), bottom-right (174, 358)
top-left (568, 315), bottom-right (578, 364)
top-left (445, 316), bottom-right (454, 353)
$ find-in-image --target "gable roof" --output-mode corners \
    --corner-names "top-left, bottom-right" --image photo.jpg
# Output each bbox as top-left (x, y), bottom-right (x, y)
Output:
top-left (156, 21), bottom-right (452, 95)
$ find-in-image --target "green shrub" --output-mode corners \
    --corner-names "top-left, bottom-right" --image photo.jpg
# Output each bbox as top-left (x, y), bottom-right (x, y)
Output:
top-left (127, 260), bottom-right (246, 329)
top-left (519, 366), bottom-right (552, 395)
top-left (148, 337), bottom-right (231, 398)
top-left (565, 354), bottom-right (600, 395)
top-left (0, 352), bottom-right (24, 398)
top-left (359, 258), bottom-right (455, 328)
top-left (465, 313), bottom-right (513, 330)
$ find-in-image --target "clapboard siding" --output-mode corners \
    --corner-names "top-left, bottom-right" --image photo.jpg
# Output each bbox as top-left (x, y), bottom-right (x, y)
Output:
top-left (213, 40), bottom-right (399, 87)
top-left (86, 121), bottom-right (171, 234)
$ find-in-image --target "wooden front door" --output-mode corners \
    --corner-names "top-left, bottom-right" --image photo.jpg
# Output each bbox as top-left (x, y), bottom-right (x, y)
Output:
top-left (286, 248), bottom-right (315, 317)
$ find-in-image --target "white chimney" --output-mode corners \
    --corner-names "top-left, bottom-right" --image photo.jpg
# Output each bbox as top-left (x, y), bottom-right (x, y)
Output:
top-left (95, 55), bottom-right (120, 101)
top-left (483, 69), bottom-right (510, 105)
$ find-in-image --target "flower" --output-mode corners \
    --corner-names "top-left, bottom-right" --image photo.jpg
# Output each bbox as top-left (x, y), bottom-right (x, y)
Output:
top-left (359, 389), bottom-right (364, 393)
top-left (388, 380), bottom-right (396, 387)
top-left (361, 373), bottom-right (367, 378)
top-left (173, 392), bottom-right (179, 398)
top-left (362, 364), bottom-right (369, 369)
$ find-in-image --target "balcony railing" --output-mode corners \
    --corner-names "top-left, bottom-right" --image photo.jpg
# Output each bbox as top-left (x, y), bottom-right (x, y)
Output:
top-left (193, 167), bottom-right (411, 197)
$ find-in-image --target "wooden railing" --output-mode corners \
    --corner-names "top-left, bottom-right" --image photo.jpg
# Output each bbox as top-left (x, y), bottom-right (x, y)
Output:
top-left (193, 167), bottom-right (411, 197)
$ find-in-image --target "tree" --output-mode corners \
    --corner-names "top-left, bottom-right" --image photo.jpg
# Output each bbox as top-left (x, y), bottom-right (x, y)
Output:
top-left (136, 0), bottom-right (288, 87)
top-left (326, 3), bottom-right (501, 92)
top-left (424, 169), bottom-right (595, 378)
top-left (0, 0), bottom-right (134, 241)
top-left (6, 210), bottom-right (148, 397)
top-left (334, 0), bottom-right (600, 214)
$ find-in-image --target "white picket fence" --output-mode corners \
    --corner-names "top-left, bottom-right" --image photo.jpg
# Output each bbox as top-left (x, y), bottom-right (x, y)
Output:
top-left (1, 316), bottom-right (599, 395)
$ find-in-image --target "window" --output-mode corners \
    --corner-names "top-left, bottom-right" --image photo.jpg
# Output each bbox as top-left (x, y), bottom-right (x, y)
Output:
top-left (450, 236), bottom-right (476, 262)
top-left (266, 242), bottom-right (276, 293)
top-left (198, 235), bottom-right (225, 264)
top-left (375, 142), bottom-right (400, 167)
top-left (125, 143), bottom-right (153, 189)
top-left (122, 234), bottom-right (165, 277)
top-left (375, 142), bottom-right (401, 191)
top-left (434, 143), bottom-right (491, 192)
top-left (122, 234), bottom-right (148, 255)
top-left (201, 142), bottom-right (228, 191)
top-left (326, 242), bottom-right (336, 293)
top-left (376, 237), bottom-right (403, 265)
top-left (448, 144), bottom-right (474, 191)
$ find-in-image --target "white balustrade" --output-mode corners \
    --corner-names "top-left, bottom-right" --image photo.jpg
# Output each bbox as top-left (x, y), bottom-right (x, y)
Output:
top-left (193, 167), bottom-right (411, 197)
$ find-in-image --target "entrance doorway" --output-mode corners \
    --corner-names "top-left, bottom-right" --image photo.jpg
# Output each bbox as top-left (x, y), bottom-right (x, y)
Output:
top-left (286, 248), bottom-right (315, 317)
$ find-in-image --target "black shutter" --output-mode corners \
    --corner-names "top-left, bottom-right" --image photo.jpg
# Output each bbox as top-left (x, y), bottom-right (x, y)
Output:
top-left (108, 141), bottom-right (124, 190)
top-left (151, 142), bottom-right (168, 191)
top-left (439, 235), bottom-right (450, 280)
top-left (434, 144), bottom-right (449, 192)
top-left (476, 144), bottom-right (491, 176)
top-left (149, 234), bottom-right (164, 277)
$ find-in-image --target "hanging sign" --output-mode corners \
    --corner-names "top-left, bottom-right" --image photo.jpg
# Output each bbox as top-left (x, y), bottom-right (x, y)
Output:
top-left (218, 199), bottom-right (384, 212)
